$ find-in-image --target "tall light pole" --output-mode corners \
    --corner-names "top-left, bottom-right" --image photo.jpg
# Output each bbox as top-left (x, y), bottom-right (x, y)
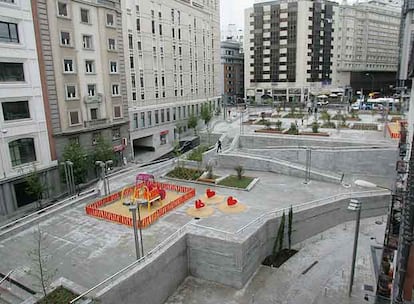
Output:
top-left (1, 129), bottom-right (8, 178)
top-left (348, 198), bottom-right (361, 297)
top-left (129, 204), bottom-right (141, 260)
top-left (95, 160), bottom-right (113, 195)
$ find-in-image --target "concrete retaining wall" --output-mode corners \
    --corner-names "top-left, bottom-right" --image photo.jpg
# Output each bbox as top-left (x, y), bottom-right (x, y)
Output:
top-left (239, 134), bottom-right (392, 149)
top-left (239, 148), bottom-right (398, 178)
top-left (98, 236), bottom-right (188, 304)
top-left (216, 153), bottom-right (342, 183)
top-left (188, 194), bottom-right (389, 288)
top-left (96, 194), bottom-right (389, 303)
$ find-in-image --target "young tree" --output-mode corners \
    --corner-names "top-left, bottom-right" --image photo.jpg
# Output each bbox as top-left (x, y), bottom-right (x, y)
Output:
top-left (288, 206), bottom-right (293, 250)
top-left (93, 136), bottom-right (114, 163)
top-left (187, 114), bottom-right (198, 135)
top-left (25, 166), bottom-right (47, 210)
top-left (62, 142), bottom-right (88, 185)
top-left (234, 165), bottom-right (244, 180)
top-left (200, 103), bottom-right (213, 129)
top-left (26, 225), bottom-right (57, 297)
top-left (278, 212), bottom-right (286, 252)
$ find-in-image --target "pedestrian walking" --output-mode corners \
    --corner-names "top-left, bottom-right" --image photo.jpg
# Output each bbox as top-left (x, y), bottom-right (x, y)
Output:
top-left (216, 139), bottom-right (222, 153)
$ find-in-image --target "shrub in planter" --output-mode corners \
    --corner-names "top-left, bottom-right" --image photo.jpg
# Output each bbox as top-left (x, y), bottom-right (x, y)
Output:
top-left (275, 120), bottom-right (283, 131)
top-left (312, 122), bottom-right (319, 133)
top-left (287, 123), bottom-right (299, 135)
top-left (234, 165), bottom-right (244, 180)
top-left (264, 120), bottom-right (272, 129)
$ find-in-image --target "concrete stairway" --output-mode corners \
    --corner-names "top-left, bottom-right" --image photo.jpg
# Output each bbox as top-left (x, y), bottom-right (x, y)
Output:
top-left (218, 151), bottom-right (343, 184)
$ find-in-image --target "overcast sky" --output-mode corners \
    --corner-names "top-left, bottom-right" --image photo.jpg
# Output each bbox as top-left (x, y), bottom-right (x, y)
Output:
top-left (220, 0), bottom-right (256, 32)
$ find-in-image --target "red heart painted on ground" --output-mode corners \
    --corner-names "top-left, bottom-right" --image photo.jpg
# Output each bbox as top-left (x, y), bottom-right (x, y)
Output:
top-left (195, 199), bottom-right (205, 209)
top-left (206, 189), bottom-right (216, 198)
top-left (227, 196), bottom-right (238, 206)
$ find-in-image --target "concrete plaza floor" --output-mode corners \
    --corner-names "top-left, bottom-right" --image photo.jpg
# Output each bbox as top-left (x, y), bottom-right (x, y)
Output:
top-left (165, 216), bottom-right (386, 304)
top-left (0, 168), bottom-right (371, 295)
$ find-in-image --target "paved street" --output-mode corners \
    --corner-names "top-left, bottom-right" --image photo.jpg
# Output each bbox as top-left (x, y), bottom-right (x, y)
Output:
top-left (165, 216), bottom-right (385, 304)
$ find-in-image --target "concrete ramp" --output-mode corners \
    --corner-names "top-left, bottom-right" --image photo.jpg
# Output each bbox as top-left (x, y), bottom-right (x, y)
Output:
top-left (217, 152), bottom-right (342, 184)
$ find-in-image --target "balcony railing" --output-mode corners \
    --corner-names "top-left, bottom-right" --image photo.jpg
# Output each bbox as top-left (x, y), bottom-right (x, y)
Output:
top-left (84, 94), bottom-right (103, 104)
top-left (84, 118), bottom-right (108, 128)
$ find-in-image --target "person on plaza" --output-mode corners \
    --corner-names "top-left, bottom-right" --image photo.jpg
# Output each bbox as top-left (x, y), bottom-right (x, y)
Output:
top-left (216, 139), bottom-right (222, 153)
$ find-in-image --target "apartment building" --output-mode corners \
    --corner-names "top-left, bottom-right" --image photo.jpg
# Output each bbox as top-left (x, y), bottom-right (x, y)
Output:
top-left (221, 39), bottom-right (244, 104)
top-left (32, 0), bottom-right (129, 162)
top-left (398, 0), bottom-right (414, 91)
top-left (335, 0), bottom-right (400, 94)
top-left (244, 0), bottom-right (339, 104)
top-left (123, 0), bottom-right (221, 159)
top-left (0, 0), bottom-right (58, 215)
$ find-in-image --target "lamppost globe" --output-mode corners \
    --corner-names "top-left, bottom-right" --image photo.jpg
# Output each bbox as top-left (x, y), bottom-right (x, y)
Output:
top-left (354, 179), bottom-right (378, 188)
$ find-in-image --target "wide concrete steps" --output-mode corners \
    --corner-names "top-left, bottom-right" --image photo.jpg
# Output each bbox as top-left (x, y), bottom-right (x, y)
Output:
top-left (0, 286), bottom-right (25, 304)
top-left (219, 151), bottom-right (342, 184)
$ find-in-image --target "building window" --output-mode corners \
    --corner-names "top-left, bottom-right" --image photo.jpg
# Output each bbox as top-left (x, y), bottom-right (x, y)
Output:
top-left (166, 108), bottom-right (170, 121)
top-left (60, 31), bottom-right (71, 46)
top-left (161, 109), bottom-right (165, 123)
top-left (106, 14), bottom-right (114, 26)
top-left (92, 132), bottom-right (100, 145)
top-left (82, 35), bottom-right (93, 49)
top-left (85, 60), bottom-right (94, 73)
top-left (136, 18), bottom-right (140, 31)
top-left (110, 61), bottom-right (117, 73)
top-left (87, 84), bottom-right (95, 96)
top-left (159, 24), bottom-right (162, 35)
top-left (112, 128), bottom-right (121, 140)
top-left (151, 20), bottom-right (155, 34)
top-left (147, 111), bottom-right (152, 126)
top-left (130, 56), bottom-right (134, 68)
top-left (63, 59), bottom-right (74, 73)
top-left (65, 84), bottom-right (77, 99)
top-left (137, 41), bottom-right (142, 51)
top-left (131, 74), bottom-right (136, 88)
top-left (128, 34), bottom-right (133, 49)
top-left (133, 113), bottom-right (138, 128)
top-left (114, 105), bottom-right (121, 118)
top-left (68, 110), bottom-right (80, 125)
top-left (80, 8), bottom-right (89, 23)
top-left (111, 84), bottom-right (120, 96)
top-left (9, 138), bottom-right (36, 166)
top-left (155, 110), bottom-right (159, 124)
top-left (173, 107), bottom-right (176, 120)
top-left (160, 133), bottom-right (167, 145)
top-left (2, 101), bottom-right (30, 121)
top-left (140, 112), bottom-right (145, 128)
top-left (0, 22), bottom-right (19, 43)
top-left (57, 2), bottom-right (68, 17)
top-left (132, 92), bottom-right (136, 100)
top-left (108, 38), bottom-right (116, 50)
top-left (90, 107), bottom-right (98, 120)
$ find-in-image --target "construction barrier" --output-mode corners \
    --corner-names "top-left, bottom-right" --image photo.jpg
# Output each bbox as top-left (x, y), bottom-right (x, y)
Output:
top-left (85, 182), bottom-right (195, 228)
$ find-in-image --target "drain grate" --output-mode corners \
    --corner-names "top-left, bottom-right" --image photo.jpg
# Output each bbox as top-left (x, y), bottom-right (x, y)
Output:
top-left (364, 284), bottom-right (374, 292)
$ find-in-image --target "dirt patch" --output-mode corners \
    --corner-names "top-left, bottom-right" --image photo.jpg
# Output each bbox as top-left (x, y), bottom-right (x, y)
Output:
top-left (262, 249), bottom-right (298, 268)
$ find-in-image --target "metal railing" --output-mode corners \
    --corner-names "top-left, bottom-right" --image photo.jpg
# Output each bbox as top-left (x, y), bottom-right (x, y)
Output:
top-left (0, 189), bottom-right (96, 237)
top-left (70, 221), bottom-right (192, 303)
top-left (0, 270), bottom-right (14, 286)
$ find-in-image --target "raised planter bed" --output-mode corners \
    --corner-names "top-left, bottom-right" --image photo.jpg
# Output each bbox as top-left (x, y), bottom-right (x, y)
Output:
top-left (217, 175), bottom-right (255, 189)
top-left (299, 131), bottom-right (330, 137)
top-left (351, 123), bottom-right (379, 131)
top-left (254, 129), bottom-right (285, 134)
top-left (283, 113), bottom-right (305, 119)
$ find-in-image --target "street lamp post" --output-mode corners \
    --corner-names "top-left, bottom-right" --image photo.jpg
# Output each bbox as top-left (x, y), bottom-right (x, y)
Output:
top-left (348, 198), bottom-right (362, 297)
top-left (1, 129), bottom-right (8, 178)
top-left (95, 160), bottom-right (113, 196)
top-left (129, 204), bottom-right (141, 260)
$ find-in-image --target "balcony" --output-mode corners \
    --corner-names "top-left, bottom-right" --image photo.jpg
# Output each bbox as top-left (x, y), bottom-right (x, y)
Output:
top-left (84, 118), bottom-right (108, 128)
top-left (84, 94), bottom-right (103, 105)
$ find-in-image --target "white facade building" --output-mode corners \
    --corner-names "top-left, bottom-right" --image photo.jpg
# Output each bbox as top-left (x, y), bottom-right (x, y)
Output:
top-left (334, 0), bottom-right (401, 90)
top-left (0, 0), bottom-right (56, 215)
top-left (123, 0), bottom-right (221, 158)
